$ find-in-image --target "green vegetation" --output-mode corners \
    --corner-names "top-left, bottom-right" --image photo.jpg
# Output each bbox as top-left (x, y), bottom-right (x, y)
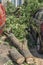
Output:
top-left (5, 0), bottom-right (41, 42)
top-left (38, 0), bottom-right (43, 3)
top-left (3, 0), bottom-right (43, 65)
top-left (4, 60), bottom-right (14, 65)
top-left (24, 62), bottom-right (35, 65)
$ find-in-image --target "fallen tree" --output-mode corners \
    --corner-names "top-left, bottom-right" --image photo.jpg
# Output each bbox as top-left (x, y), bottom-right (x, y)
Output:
top-left (4, 32), bottom-right (34, 64)
top-left (9, 48), bottom-right (25, 64)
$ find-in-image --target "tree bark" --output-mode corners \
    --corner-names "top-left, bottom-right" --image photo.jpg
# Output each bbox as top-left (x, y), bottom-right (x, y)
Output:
top-left (4, 32), bottom-right (34, 64)
top-left (9, 48), bottom-right (25, 64)
top-left (21, 39), bottom-right (34, 64)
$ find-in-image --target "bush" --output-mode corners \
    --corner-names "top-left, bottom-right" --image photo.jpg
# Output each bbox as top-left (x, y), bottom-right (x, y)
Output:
top-left (6, 15), bottom-right (26, 41)
top-left (38, 0), bottom-right (43, 3)
top-left (5, 0), bottom-right (40, 41)
top-left (6, 1), bottom-right (15, 15)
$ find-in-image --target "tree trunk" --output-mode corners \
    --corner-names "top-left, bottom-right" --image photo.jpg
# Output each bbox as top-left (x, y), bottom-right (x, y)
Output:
top-left (9, 48), bottom-right (25, 64)
top-left (21, 39), bottom-right (34, 64)
top-left (4, 32), bottom-right (34, 64)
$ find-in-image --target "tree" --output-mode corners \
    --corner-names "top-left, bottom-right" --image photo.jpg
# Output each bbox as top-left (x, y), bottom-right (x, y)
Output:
top-left (38, 0), bottom-right (43, 3)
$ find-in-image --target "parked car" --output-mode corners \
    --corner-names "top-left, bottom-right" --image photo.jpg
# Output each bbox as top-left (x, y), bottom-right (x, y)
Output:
top-left (33, 8), bottom-right (43, 53)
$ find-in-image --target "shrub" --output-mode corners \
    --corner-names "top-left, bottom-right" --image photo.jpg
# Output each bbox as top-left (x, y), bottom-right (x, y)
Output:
top-left (5, 0), bottom-right (40, 41)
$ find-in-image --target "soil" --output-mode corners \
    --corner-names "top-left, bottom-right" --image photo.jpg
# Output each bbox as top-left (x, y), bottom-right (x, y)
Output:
top-left (0, 38), bottom-right (43, 65)
top-left (30, 47), bottom-right (43, 65)
top-left (0, 44), bottom-right (10, 56)
top-left (0, 43), bottom-right (11, 65)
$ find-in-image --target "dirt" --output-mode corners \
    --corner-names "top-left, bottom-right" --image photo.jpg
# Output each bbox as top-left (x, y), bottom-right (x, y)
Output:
top-left (0, 40), bottom-right (43, 65)
top-left (0, 44), bottom-right (43, 65)
top-left (0, 44), bottom-right (10, 56)
top-left (30, 48), bottom-right (43, 65)
top-left (0, 42), bottom-right (11, 65)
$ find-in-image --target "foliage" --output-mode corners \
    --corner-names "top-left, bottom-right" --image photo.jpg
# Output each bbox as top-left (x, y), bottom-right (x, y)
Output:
top-left (4, 60), bottom-right (13, 65)
top-left (5, 0), bottom-right (41, 41)
top-left (38, 0), bottom-right (43, 3)
top-left (24, 62), bottom-right (35, 65)
top-left (5, 15), bottom-right (26, 41)
top-left (6, 1), bottom-right (15, 15)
